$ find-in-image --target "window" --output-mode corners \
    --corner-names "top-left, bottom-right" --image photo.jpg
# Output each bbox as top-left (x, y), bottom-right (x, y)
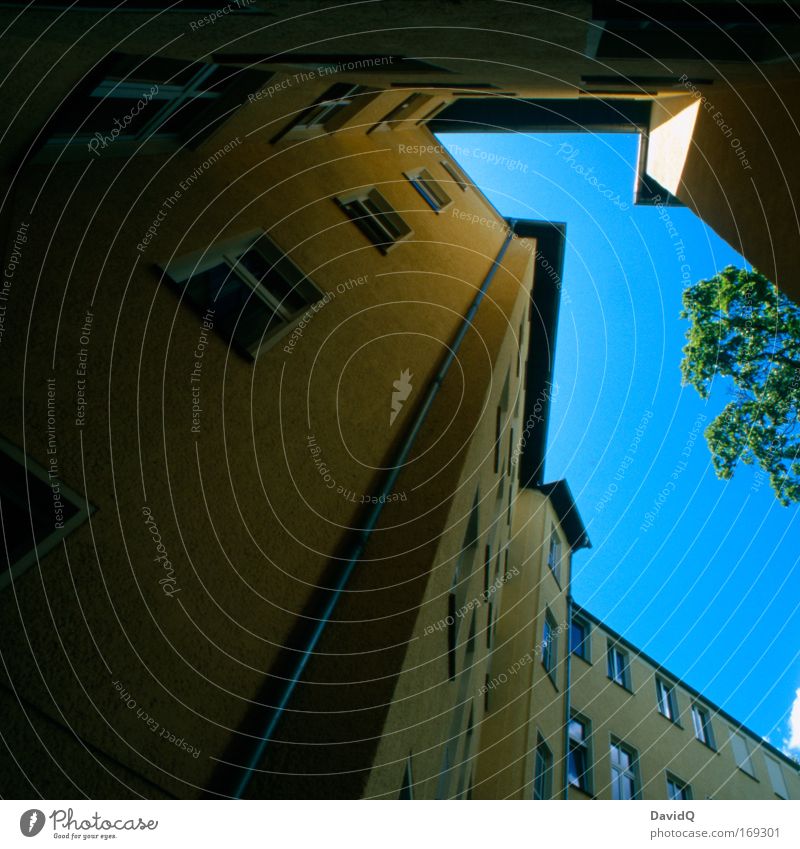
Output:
top-left (40, 55), bottom-right (254, 157)
top-left (729, 730), bottom-right (756, 779)
top-left (369, 92), bottom-right (432, 132)
top-left (399, 755), bottom-right (414, 800)
top-left (494, 406), bottom-right (503, 472)
top-left (547, 525), bottom-right (562, 584)
top-left (656, 677), bottom-right (679, 723)
top-left (483, 543), bottom-right (491, 596)
top-left (610, 740), bottom-right (638, 800)
top-left (405, 168), bottom-right (452, 212)
top-left (336, 188), bottom-right (412, 253)
top-left (292, 83), bottom-right (369, 130)
top-left (164, 232), bottom-right (322, 359)
top-left (568, 714), bottom-right (592, 794)
top-left (666, 773), bottom-right (692, 800)
top-left (570, 615), bottom-right (590, 661)
top-left (607, 643), bottom-right (630, 690)
top-left (0, 437), bottom-right (92, 590)
top-left (440, 159), bottom-right (469, 191)
top-left (486, 602), bottom-right (494, 649)
top-left (765, 756), bottom-right (789, 799)
top-left (691, 704), bottom-right (716, 749)
top-left (542, 609), bottom-right (557, 682)
top-left (533, 735), bottom-right (553, 800)
top-left (448, 491), bottom-right (479, 679)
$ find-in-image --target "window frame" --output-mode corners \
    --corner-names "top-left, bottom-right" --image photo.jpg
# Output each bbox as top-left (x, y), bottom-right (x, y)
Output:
top-left (666, 772), bottom-right (693, 801)
top-left (570, 614), bottom-right (591, 662)
top-left (729, 728), bottom-right (758, 780)
top-left (691, 703), bottom-right (716, 750)
top-left (533, 734), bottom-right (553, 800)
top-left (336, 187), bottom-right (413, 253)
top-left (541, 608), bottom-right (558, 685)
top-left (547, 524), bottom-right (562, 586)
top-left (567, 711), bottom-right (593, 795)
top-left (0, 437), bottom-right (94, 591)
top-left (609, 737), bottom-right (640, 800)
top-left (765, 754), bottom-right (790, 799)
top-left (655, 676), bottom-right (681, 725)
top-left (439, 158), bottom-right (469, 191)
top-left (404, 167), bottom-right (452, 212)
top-left (607, 642), bottom-right (632, 691)
top-left (162, 230), bottom-right (323, 360)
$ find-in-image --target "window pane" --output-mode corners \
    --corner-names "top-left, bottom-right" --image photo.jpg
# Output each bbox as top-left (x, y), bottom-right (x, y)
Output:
top-left (238, 250), bottom-right (309, 314)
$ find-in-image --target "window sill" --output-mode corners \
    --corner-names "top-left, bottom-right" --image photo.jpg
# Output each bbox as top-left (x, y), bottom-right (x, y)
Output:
top-left (571, 651), bottom-right (592, 666)
top-left (657, 712), bottom-right (683, 730)
top-left (542, 662), bottom-right (559, 691)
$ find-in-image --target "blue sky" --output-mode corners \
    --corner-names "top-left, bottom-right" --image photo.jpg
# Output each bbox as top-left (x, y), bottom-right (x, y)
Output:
top-left (439, 132), bottom-right (800, 754)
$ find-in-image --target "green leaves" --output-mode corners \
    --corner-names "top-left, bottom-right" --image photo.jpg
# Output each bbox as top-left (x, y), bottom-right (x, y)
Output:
top-left (681, 266), bottom-right (800, 505)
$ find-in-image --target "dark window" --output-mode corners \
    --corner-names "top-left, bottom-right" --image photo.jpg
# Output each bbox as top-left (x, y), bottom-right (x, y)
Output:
top-left (570, 617), bottom-right (589, 660)
top-left (692, 704), bottom-right (716, 749)
top-left (666, 773), bottom-right (692, 801)
top-left (533, 735), bottom-right (553, 800)
top-left (166, 233), bottom-right (321, 359)
top-left (607, 643), bottom-right (630, 689)
top-left (568, 715), bottom-right (591, 793)
top-left (0, 439), bottom-right (88, 590)
top-left (337, 188), bottom-right (412, 252)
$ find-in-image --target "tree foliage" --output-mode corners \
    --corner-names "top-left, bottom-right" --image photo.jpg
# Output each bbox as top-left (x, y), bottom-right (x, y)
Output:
top-left (681, 265), bottom-right (800, 505)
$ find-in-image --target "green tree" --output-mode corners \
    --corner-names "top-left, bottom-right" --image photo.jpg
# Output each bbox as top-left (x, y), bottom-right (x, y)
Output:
top-left (681, 265), bottom-right (800, 505)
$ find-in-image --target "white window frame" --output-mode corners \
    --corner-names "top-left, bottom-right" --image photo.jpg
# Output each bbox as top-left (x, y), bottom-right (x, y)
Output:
top-left (547, 524), bottom-right (562, 585)
top-left (765, 755), bottom-right (789, 799)
top-left (666, 772), bottom-right (693, 800)
top-left (610, 738), bottom-right (639, 800)
top-left (163, 230), bottom-right (323, 359)
top-left (0, 437), bottom-right (93, 591)
top-left (336, 187), bottom-right (413, 253)
top-left (691, 703), bottom-right (716, 749)
top-left (404, 167), bottom-right (452, 212)
top-left (656, 677), bottom-right (680, 723)
top-left (568, 712), bottom-right (593, 794)
top-left (607, 642), bottom-right (631, 690)
top-left (729, 729), bottom-right (756, 779)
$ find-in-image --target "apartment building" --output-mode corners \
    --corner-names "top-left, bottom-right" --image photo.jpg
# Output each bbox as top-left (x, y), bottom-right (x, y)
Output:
top-left (475, 482), bottom-right (800, 801)
top-left (0, 41), bottom-right (567, 798)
